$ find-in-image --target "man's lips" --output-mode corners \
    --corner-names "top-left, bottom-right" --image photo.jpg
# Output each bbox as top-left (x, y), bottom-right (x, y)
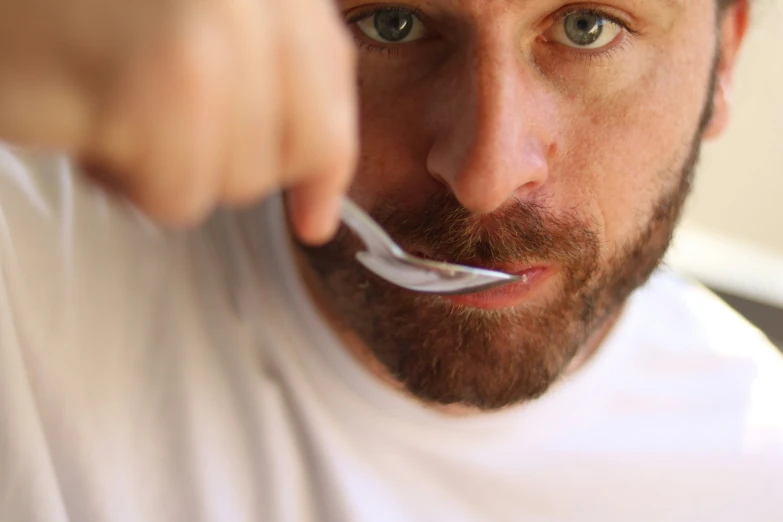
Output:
top-left (444, 265), bottom-right (552, 309)
top-left (406, 249), bottom-right (554, 308)
top-left (410, 250), bottom-right (541, 278)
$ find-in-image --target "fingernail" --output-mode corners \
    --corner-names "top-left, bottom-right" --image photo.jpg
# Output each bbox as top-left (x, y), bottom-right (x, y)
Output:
top-left (307, 196), bottom-right (342, 245)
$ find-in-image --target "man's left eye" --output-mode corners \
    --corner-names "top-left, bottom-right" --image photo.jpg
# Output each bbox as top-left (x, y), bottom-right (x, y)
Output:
top-left (354, 8), bottom-right (427, 44)
top-left (545, 11), bottom-right (623, 50)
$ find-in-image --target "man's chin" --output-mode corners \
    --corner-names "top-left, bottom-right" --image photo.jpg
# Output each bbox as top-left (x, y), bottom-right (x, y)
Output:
top-left (393, 292), bottom-right (591, 409)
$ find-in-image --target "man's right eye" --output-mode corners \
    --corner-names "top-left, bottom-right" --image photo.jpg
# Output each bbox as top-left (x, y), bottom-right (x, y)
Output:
top-left (353, 7), bottom-right (428, 45)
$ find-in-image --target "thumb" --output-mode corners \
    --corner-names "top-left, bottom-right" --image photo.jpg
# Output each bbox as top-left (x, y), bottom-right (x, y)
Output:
top-left (286, 168), bottom-right (351, 245)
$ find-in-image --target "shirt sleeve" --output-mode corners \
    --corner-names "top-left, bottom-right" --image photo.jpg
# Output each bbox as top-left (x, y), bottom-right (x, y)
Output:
top-left (0, 146), bottom-right (169, 521)
top-left (0, 146), bottom-right (77, 521)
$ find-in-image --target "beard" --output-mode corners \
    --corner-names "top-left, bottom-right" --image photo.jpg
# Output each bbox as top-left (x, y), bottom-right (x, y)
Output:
top-left (297, 63), bottom-right (719, 411)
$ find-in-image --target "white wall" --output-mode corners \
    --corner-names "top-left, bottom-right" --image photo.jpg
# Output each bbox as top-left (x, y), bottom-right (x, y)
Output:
top-left (668, 0), bottom-right (783, 306)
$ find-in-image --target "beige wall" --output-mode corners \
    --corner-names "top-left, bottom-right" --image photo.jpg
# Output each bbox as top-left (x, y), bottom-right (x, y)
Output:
top-left (683, 1), bottom-right (783, 255)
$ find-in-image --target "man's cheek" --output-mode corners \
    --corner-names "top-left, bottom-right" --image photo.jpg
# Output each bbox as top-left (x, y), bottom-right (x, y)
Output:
top-left (552, 111), bottom-right (666, 237)
top-left (353, 87), bottom-right (451, 203)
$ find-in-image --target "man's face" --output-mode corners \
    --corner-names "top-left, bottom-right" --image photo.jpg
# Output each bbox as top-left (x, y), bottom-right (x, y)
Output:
top-left (300, 0), bottom-right (743, 409)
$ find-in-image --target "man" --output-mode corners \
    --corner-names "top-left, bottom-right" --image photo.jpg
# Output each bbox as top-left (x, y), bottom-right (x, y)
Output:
top-left (0, 0), bottom-right (781, 520)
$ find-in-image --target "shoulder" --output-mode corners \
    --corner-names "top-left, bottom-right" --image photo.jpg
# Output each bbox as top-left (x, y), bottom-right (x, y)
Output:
top-left (0, 145), bottom-right (70, 238)
top-left (0, 145), bottom-right (167, 322)
top-left (0, 147), bottom-right (277, 520)
top-left (621, 270), bottom-right (783, 449)
top-left (0, 144), bottom-right (162, 249)
top-left (635, 269), bottom-right (782, 369)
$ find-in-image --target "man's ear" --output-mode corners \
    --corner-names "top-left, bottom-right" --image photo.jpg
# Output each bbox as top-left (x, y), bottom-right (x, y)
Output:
top-left (703, 0), bottom-right (750, 140)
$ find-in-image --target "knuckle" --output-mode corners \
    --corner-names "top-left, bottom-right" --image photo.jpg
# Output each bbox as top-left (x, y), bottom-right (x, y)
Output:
top-left (222, 172), bottom-right (277, 208)
top-left (319, 136), bottom-right (358, 179)
top-left (333, 31), bottom-right (357, 68)
top-left (126, 155), bottom-right (216, 227)
top-left (322, 108), bottom-right (358, 160)
top-left (288, 106), bottom-right (356, 176)
top-left (133, 185), bottom-right (211, 227)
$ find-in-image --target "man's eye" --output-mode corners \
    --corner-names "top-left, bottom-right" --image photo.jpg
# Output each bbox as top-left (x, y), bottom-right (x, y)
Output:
top-left (354, 8), bottom-right (427, 44)
top-left (546, 11), bottom-right (623, 50)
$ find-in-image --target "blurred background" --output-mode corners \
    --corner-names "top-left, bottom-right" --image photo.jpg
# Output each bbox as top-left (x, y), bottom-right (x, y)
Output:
top-left (665, 0), bottom-right (783, 349)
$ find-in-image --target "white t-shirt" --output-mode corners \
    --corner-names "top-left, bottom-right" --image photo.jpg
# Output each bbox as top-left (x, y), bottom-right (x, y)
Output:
top-left (1, 146), bottom-right (782, 522)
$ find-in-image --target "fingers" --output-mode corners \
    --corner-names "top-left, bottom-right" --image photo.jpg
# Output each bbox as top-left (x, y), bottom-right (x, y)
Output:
top-left (219, 0), bottom-right (281, 208)
top-left (87, 4), bottom-right (231, 225)
top-left (286, 152), bottom-right (355, 245)
top-left (79, 0), bottom-right (358, 236)
top-left (277, 0), bottom-right (358, 243)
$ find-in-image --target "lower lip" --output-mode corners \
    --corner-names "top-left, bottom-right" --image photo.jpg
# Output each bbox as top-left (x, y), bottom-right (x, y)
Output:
top-left (444, 267), bottom-right (552, 310)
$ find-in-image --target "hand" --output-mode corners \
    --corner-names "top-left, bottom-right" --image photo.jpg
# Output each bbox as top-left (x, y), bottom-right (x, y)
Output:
top-left (0, 0), bottom-right (358, 244)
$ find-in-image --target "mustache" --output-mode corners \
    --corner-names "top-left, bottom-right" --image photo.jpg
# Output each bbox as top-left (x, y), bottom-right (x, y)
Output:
top-left (369, 192), bottom-right (599, 266)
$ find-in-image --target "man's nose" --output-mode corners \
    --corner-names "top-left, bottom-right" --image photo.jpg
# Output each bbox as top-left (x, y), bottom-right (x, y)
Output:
top-left (426, 45), bottom-right (555, 214)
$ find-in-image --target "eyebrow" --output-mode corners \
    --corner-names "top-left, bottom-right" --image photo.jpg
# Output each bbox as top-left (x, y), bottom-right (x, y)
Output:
top-left (596, 0), bottom-right (686, 27)
top-left (630, 0), bottom-right (685, 10)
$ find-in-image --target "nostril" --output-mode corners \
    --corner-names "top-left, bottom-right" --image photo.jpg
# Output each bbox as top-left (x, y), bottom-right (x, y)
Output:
top-left (429, 171), bottom-right (449, 189)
